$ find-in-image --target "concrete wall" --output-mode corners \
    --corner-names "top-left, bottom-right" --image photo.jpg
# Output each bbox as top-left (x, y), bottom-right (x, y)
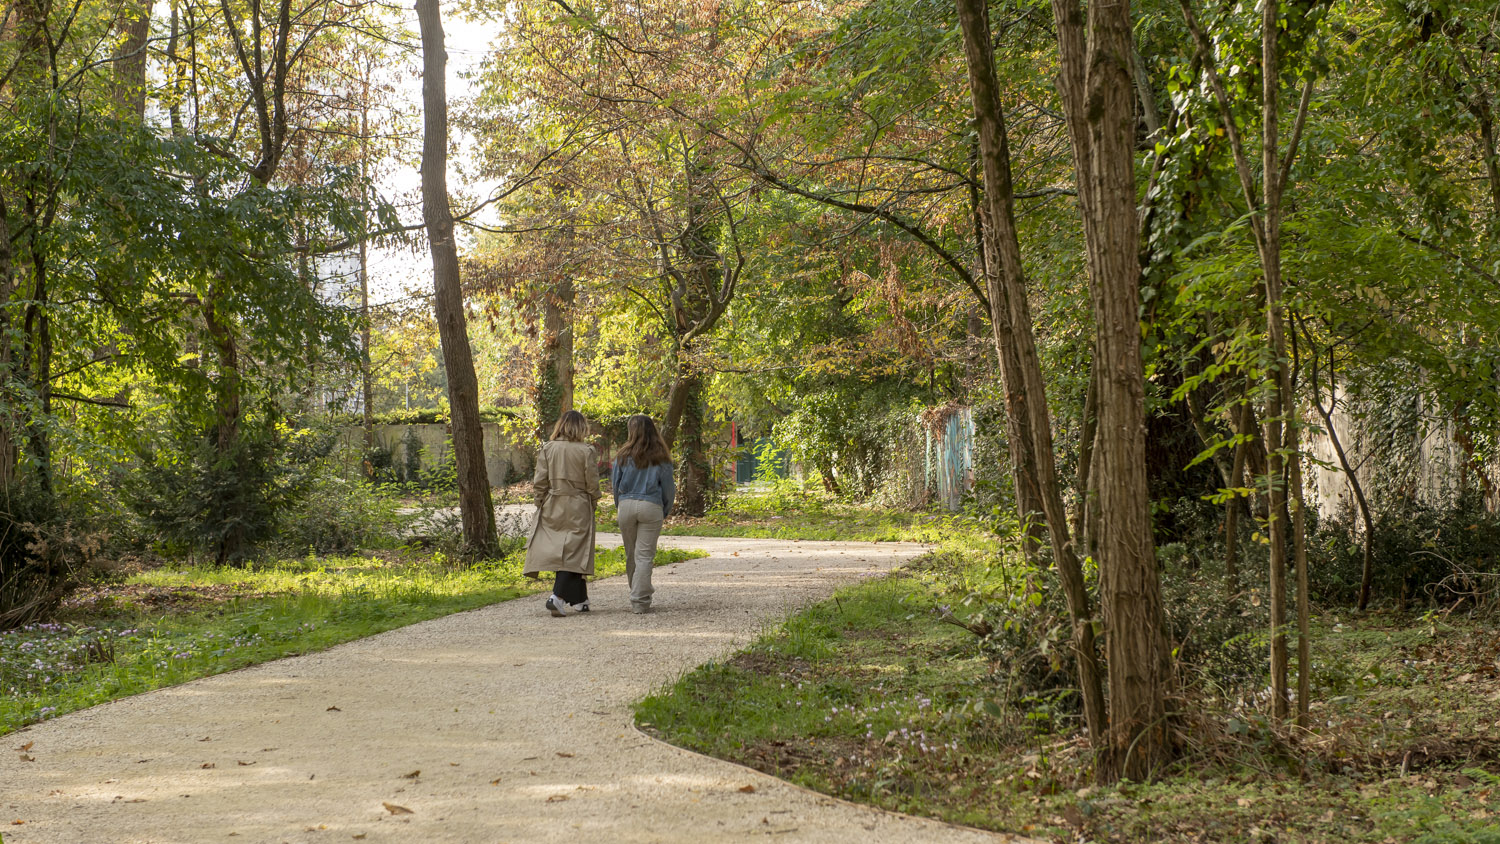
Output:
top-left (1305, 395), bottom-right (1492, 519)
top-left (335, 423), bottom-right (533, 488)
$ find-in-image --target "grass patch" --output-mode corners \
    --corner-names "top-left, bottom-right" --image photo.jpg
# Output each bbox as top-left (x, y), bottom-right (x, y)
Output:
top-left (2, 545), bottom-right (706, 736)
top-left (636, 552), bottom-right (1500, 843)
top-left (599, 487), bottom-right (997, 546)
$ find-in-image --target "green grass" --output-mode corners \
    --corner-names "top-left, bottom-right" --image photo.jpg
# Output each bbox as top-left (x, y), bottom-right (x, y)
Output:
top-left (599, 487), bottom-right (1001, 545)
top-left (637, 553), bottom-right (1500, 843)
top-left (1, 545), bottom-right (706, 736)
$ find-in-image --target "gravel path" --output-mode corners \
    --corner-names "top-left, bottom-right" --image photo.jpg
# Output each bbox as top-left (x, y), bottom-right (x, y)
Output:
top-left (2, 536), bottom-right (1033, 844)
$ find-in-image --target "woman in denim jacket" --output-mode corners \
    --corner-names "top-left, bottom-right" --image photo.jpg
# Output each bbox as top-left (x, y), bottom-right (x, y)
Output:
top-left (610, 415), bottom-right (675, 614)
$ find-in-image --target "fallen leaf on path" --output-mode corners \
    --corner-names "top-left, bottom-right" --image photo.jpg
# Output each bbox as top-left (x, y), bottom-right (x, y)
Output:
top-left (546, 794), bottom-right (569, 803)
top-left (353, 835), bottom-right (367, 840)
top-left (382, 802), bottom-right (414, 815)
top-left (12, 820), bottom-right (25, 825)
top-left (200, 763), bottom-right (215, 769)
top-left (198, 737), bottom-right (211, 742)
top-left (739, 785), bottom-right (757, 793)
top-left (326, 706), bottom-right (342, 712)
top-left (237, 761), bottom-right (256, 766)
top-left (16, 742), bottom-right (32, 752)
top-left (402, 770), bottom-right (420, 779)
top-left (19, 753), bottom-right (35, 762)
top-left (556, 752), bottom-right (574, 758)
top-left (490, 778), bottom-right (502, 786)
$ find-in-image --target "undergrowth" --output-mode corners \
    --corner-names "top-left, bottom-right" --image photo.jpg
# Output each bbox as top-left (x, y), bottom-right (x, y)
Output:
top-left (637, 549), bottom-right (1500, 843)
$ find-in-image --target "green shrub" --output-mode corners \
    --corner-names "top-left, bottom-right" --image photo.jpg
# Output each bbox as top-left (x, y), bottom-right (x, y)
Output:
top-left (275, 474), bottom-right (411, 554)
top-left (0, 484), bottom-right (104, 629)
top-left (1312, 493), bottom-right (1500, 609)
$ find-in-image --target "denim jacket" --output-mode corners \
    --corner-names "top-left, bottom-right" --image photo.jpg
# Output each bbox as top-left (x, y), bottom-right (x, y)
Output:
top-left (611, 457), bottom-right (676, 516)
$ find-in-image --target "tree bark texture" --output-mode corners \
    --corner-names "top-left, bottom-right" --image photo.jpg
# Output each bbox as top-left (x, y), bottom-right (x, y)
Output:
top-left (956, 0), bottom-right (1108, 750)
top-left (661, 351), bottom-right (712, 517)
top-left (359, 68), bottom-right (374, 456)
top-left (1051, 0), bottom-right (1176, 782)
top-left (112, 0), bottom-right (150, 119)
top-left (1259, 4), bottom-right (1293, 722)
top-left (417, 0), bottom-right (497, 554)
top-left (969, 162), bottom-right (1046, 557)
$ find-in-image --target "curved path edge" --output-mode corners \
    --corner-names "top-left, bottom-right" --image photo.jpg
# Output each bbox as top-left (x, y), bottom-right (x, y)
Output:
top-left (3, 535), bottom-right (1038, 844)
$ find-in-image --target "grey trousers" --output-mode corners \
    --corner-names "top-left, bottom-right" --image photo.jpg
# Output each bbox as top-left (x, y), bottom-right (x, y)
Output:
top-left (617, 498), bottom-right (664, 612)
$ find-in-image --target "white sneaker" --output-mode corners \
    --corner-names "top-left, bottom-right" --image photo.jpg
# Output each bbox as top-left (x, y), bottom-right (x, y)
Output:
top-left (545, 595), bottom-right (568, 617)
top-left (572, 601), bottom-right (590, 613)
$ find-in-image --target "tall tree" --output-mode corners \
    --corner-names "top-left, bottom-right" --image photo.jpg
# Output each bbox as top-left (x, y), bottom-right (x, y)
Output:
top-left (1051, 0), bottom-right (1176, 781)
top-left (955, 0), bottom-right (1106, 749)
top-left (417, 0), bottom-right (498, 554)
top-left (1179, 0), bottom-right (1318, 725)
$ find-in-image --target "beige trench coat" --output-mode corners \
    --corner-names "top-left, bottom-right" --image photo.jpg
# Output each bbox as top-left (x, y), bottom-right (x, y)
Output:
top-left (524, 440), bottom-right (602, 577)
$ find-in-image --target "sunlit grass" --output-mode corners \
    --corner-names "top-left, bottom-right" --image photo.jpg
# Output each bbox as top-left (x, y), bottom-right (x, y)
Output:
top-left (2, 546), bottom-right (705, 736)
top-left (600, 487), bottom-right (1005, 548)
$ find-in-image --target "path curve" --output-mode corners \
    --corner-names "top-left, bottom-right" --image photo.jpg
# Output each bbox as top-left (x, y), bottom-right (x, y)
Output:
top-left (3, 536), bottom-right (1034, 844)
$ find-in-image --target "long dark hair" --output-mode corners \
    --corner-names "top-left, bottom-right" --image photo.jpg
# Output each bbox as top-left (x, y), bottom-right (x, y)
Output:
top-left (616, 414), bottom-right (670, 468)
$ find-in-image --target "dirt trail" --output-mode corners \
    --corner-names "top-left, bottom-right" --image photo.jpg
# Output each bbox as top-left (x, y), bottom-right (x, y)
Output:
top-left (2, 536), bottom-right (1033, 843)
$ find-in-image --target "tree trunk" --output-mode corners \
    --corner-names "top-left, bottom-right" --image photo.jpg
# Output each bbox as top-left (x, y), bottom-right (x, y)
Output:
top-left (676, 372), bottom-right (710, 516)
top-left (535, 274), bottom-right (575, 437)
top-left (112, 0), bottom-right (151, 119)
top-left (662, 356), bottom-right (711, 517)
top-left (1308, 357), bottom-right (1375, 610)
top-left (1225, 400), bottom-right (1252, 599)
top-left (969, 160), bottom-right (1046, 557)
top-left (1050, 0), bottom-right (1175, 782)
top-left (359, 67), bottom-right (374, 460)
top-left (957, 0), bottom-right (1107, 750)
top-left (201, 288), bottom-right (245, 566)
top-left (417, 0), bottom-right (497, 554)
top-left (1259, 4), bottom-right (1294, 723)
top-left (1073, 364), bottom-right (1098, 553)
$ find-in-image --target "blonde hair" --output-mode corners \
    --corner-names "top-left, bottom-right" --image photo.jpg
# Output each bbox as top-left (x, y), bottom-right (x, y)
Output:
top-left (550, 410), bottom-right (589, 443)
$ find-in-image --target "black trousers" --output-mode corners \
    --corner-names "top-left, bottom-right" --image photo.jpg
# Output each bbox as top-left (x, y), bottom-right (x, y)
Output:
top-left (553, 570), bottom-right (589, 604)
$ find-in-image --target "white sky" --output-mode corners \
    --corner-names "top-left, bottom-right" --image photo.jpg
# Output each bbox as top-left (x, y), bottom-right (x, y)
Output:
top-left (364, 12), bottom-right (505, 310)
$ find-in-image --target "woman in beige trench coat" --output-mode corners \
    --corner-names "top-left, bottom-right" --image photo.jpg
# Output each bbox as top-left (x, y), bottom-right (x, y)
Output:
top-left (524, 410), bottom-right (602, 616)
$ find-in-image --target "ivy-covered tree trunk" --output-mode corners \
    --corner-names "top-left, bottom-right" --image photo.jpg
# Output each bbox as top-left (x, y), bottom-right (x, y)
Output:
top-left (534, 273), bottom-right (574, 437)
top-left (662, 349), bottom-right (711, 517)
top-left (418, 0), bottom-right (497, 554)
top-left (674, 372), bottom-right (711, 517)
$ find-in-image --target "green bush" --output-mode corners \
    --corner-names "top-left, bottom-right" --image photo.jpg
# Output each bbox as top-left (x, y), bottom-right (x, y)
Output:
top-left (0, 484), bottom-right (104, 629)
top-left (1312, 493), bottom-right (1500, 609)
top-left (275, 474), bottom-right (411, 554)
